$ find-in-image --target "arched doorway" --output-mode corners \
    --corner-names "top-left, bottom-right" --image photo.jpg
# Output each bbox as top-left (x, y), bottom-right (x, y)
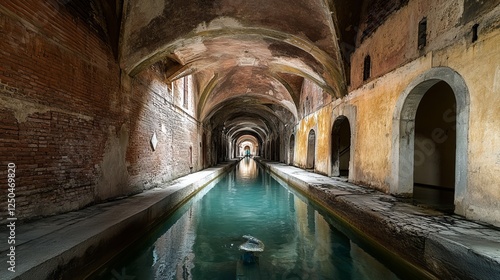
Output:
top-left (289, 134), bottom-right (295, 165)
top-left (331, 116), bottom-right (351, 178)
top-left (413, 81), bottom-right (456, 211)
top-left (392, 67), bottom-right (469, 214)
top-left (306, 129), bottom-right (316, 170)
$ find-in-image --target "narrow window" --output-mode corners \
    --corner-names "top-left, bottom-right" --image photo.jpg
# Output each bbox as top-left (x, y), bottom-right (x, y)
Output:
top-left (363, 55), bottom-right (371, 81)
top-left (183, 76), bottom-right (189, 108)
top-left (472, 23), bottom-right (479, 43)
top-left (418, 17), bottom-right (427, 49)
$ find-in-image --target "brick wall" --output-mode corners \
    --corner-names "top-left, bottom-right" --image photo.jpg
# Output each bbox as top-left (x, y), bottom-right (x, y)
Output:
top-left (0, 1), bottom-right (202, 222)
top-left (126, 66), bottom-right (201, 190)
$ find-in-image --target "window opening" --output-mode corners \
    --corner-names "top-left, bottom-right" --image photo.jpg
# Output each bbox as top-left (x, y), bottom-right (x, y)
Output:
top-left (418, 17), bottom-right (427, 49)
top-left (472, 23), bottom-right (479, 43)
top-left (363, 55), bottom-right (371, 81)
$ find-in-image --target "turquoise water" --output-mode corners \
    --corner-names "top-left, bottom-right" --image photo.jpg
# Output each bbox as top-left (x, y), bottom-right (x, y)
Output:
top-left (91, 158), bottom-right (418, 279)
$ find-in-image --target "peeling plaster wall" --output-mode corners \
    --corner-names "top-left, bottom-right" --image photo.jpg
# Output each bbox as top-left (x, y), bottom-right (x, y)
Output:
top-left (294, 96), bottom-right (356, 178)
top-left (291, 0), bottom-right (500, 226)
top-left (0, 2), bottom-right (203, 221)
top-left (96, 124), bottom-right (130, 200)
top-left (443, 29), bottom-right (500, 225)
top-left (349, 57), bottom-right (432, 192)
top-left (351, 0), bottom-right (467, 88)
top-left (347, 0), bottom-right (500, 226)
top-left (120, 0), bottom-right (341, 74)
top-left (295, 79), bottom-right (357, 177)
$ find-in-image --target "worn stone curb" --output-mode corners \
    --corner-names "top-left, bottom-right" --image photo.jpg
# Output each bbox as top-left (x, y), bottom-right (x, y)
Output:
top-left (0, 161), bottom-right (237, 280)
top-left (258, 159), bottom-right (500, 280)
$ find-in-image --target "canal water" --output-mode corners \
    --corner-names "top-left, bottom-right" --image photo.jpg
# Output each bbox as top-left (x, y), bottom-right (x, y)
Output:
top-left (90, 158), bottom-right (426, 279)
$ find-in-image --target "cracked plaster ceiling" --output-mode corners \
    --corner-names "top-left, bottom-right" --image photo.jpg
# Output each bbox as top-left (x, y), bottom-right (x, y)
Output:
top-left (117, 0), bottom-right (357, 144)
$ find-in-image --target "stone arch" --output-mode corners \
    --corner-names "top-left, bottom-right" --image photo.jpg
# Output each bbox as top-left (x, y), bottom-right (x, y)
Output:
top-left (391, 67), bottom-right (469, 213)
top-left (306, 129), bottom-right (316, 170)
top-left (331, 116), bottom-right (351, 178)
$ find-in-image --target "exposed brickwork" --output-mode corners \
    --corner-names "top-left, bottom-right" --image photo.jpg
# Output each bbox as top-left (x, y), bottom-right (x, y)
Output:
top-left (359, 0), bottom-right (409, 42)
top-left (300, 79), bottom-right (330, 118)
top-left (0, 1), bottom-right (202, 222)
top-left (350, 0), bottom-right (476, 89)
top-left (126, 67), bottom-right (201, 189)
top-left (0, 0), bottom-right (117, 221)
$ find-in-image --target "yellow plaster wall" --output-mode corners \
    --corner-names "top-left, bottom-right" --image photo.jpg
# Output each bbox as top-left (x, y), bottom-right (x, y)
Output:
top-left (437, 31), bottom-right (500, 224)
top-left (293, 0), bottom-right (500, 225)
top-left (295, 113), bottom-right (317, 168)
top-left (348, 1), bottom-right (500, 225)
top-left (294, 104), bottom-right (332, 174)
top-left (348, 56), bottom-right (432, 191)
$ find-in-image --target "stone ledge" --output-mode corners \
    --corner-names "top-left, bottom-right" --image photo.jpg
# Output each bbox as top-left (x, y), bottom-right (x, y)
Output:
top-left (257, 159), bottom-right (500, 280)
top-left (0, 161), bottom-right (237, 280)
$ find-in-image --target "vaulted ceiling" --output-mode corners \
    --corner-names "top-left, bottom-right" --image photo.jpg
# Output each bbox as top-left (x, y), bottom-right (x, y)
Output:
top-left (96, 0), bottom-right (364, 144)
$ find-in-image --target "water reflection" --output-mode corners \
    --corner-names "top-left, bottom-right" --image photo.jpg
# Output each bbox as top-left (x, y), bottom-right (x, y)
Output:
top-left (237, 157), bottom-right (258, 181)
top-left (92, 159), bottom-right (412, 280)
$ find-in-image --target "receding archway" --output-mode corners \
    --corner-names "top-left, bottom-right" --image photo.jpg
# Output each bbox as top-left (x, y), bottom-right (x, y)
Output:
top-left (306, 129), bottom-right (316, 170)
top-left (392, 67), bottom-right (469, 215)
top-left (289, 134), bottom-right (295, 165)
top-left (331, 116), bottom-right (351, 178)
top-left (244, 145), bottom-right (251, 156)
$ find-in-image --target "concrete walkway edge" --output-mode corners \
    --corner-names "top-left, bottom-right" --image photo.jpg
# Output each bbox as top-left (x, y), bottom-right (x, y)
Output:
top-left (0, 161), bottom-right (237, 280)
top-left (257, 159), bottom-right (500, 280)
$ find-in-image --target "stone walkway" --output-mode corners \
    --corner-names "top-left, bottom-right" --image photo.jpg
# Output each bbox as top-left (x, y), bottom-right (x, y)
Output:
top-left (258, 159), bottom-right (500, 280)
top-left (0, 162), bottom-right (236, 280)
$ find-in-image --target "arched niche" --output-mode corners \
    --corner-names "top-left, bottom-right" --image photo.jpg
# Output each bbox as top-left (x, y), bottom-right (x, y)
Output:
top-left (391, 67), bottom-right (469, 214)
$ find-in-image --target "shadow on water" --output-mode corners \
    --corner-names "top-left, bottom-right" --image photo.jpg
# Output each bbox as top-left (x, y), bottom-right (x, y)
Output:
top-left (88, 158), bottom-right (433, 280)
